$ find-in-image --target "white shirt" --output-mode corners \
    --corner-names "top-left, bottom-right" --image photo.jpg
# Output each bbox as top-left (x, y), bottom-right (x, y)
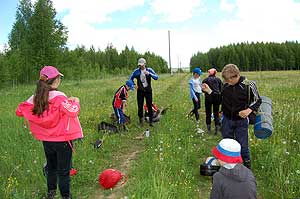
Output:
top-left (192, 77), bottom-right (202, 93)
top-left (140, 69), bottom-right (148, 87)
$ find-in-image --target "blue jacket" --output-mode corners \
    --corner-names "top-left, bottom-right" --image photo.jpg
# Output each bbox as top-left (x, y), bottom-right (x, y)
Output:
top-left (129, 67), bottom-right (158, 92)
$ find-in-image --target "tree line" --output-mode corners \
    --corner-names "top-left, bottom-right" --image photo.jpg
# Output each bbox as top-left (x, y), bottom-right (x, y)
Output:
top-left (190, 41), bottom-right (300, 72)
top-left (0, 0), bottom-right (169, 88)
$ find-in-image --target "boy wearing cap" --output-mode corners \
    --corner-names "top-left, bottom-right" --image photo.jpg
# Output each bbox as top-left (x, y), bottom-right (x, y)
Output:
top-left (112, 80), bottom-right (135, 131)
top-left (210, 138), bottom-right (257, 199)
top-left (16, 66), bottom-right (83, 199)
top-left (188, 67), bottom-right (203, 122)
top-left (202, 68), bottom-right (223, 134)
top-left (129, 58), bottom-right (158, 127)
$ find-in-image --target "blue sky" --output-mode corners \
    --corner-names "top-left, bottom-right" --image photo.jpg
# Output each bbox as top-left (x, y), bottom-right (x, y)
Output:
top-left (1, 0), bottom-right (300, 68)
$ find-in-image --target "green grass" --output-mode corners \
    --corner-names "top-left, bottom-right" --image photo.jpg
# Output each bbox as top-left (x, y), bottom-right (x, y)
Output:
top-left (0, 71), bottom-right (300, 199)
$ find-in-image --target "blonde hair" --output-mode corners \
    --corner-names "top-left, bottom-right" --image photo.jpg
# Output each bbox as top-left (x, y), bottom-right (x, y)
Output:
top-left (221, 64), bottom-right (240, 80)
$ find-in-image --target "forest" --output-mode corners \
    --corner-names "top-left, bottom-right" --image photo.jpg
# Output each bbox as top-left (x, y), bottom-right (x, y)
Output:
top-left (190, 41), bottom-right (300, 72)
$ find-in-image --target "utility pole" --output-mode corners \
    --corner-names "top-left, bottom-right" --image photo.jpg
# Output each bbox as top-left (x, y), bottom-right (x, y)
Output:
top-left (168, 30), bottom-right (172, 74)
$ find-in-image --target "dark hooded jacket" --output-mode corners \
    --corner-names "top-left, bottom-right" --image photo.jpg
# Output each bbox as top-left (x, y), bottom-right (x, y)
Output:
top-left (210, 164), bottom-right (257, 199)
top-left (221, 76), bottom-right (261, 120)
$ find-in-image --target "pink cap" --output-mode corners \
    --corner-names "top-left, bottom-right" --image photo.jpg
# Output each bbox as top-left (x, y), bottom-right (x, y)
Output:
top-left (40, 66), bottom-right (64, 80)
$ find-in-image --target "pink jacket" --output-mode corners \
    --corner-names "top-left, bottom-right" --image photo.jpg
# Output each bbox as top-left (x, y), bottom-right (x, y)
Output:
top-left (16, 91), bottom-right (83, 142)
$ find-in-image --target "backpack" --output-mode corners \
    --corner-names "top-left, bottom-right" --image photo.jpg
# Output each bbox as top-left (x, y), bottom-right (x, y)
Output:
top-left (245, 79), bottom-right (273, 139)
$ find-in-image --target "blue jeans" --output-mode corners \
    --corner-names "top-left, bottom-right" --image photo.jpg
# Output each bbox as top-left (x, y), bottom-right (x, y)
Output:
top-left (113, 107), bottom-right (125, 124)
top-left (43, 141), bottom-right (72, 197)
top-left (221, 116), bottom-right (250, 161)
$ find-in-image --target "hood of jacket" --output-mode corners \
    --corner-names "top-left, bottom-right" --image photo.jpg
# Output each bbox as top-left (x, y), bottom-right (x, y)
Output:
top-left (219, 164), bottom-right (252, 182)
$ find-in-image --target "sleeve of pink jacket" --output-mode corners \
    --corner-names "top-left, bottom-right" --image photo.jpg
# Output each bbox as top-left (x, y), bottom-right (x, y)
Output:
top-left (60, 99), bottom-right (81, 117)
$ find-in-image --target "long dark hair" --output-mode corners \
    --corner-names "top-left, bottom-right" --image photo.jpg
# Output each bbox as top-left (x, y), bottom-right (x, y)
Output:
top-left (32, 75), bottom-right (59, 116)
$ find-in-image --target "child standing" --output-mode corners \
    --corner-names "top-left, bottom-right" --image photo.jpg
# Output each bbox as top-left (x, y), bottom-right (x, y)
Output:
top-left (188, 67), bottom-right (203, 122)
top-left (210, 138), bottom-right (257, 199)
top-left (112, 80), bottom-right (135, 131)
top-left (202, 68), bottom-right (223, 134)
top-left (16, 66), bottom-right (83, 199)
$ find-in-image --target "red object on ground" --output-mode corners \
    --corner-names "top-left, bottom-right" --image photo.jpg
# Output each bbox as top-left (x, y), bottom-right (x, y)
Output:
top-left (143, 103), bottom-right (158, 112)
top-left (98, 169), bottom-right (123, 189)
top-left (70, 168), bottom-right (77, 176)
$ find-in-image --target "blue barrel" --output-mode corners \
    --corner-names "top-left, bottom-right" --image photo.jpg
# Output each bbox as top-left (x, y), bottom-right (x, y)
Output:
top-left (254, 96), bottom-right (273, 139)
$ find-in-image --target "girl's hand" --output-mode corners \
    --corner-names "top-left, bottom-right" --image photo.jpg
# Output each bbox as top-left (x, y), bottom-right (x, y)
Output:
top-left (201, 83), bottom-right (212, 94)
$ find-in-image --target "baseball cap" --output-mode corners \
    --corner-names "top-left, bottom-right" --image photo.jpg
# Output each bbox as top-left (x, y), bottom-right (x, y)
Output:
top-left (193, 67), bottom-right (203, 75)
top-left (126, 80), bottom-right (135, 90)
top-left (40, 66), bottom-right (64, 80)
top-left (138, 58), bottom-right (146, 66)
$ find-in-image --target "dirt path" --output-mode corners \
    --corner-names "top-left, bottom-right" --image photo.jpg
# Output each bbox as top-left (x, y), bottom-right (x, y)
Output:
top-left (91, 146), bottom-right (143, 199)
top-left (90, 73), bottom-right (188, 199)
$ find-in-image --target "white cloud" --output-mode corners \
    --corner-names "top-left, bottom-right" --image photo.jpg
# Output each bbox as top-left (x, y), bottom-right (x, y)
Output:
top-left (149, 0), bottom-right (205, 23)
top-left (53, 0), bottom-right (144, 25)
top-left (140, 15), bottom-right (150, 24)
top-left (216, 0), bottom-right (300, 44)
top-left (220, 0), bottom-right (236, 12)
top-left (48, 0), bottom-right (300, 69)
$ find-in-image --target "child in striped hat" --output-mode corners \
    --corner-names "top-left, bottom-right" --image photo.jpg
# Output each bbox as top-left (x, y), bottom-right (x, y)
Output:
top-left (210, 138), bottom-right (257, 199)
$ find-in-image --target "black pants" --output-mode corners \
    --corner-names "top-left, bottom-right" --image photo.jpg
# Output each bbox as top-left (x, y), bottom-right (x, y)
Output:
top-left (205, 94), bottom-right (221, 126)
top-left (192, 92), bottom-right (201, 121)
top-left (43, 141), bottom-right (72, 197)
top-left (137, 89), bottom-right (153, 123)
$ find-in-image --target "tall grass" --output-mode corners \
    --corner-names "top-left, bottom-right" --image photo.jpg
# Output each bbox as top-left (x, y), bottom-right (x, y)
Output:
top-left (0, 71), bottom-right (299, 198)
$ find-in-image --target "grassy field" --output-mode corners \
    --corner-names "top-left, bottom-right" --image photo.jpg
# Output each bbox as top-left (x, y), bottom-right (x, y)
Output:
top-left (0, 71), bottom-right (300, 199)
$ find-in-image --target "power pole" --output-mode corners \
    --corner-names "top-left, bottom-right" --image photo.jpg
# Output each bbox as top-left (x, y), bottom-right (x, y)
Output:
top-left (168, 30), bottom-right (172, 74)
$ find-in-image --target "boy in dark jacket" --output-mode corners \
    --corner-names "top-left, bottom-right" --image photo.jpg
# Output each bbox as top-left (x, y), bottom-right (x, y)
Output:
top-left (210, 138), bottom-right (257, 199)
top-left (202, 64), bottom-right (261, 169)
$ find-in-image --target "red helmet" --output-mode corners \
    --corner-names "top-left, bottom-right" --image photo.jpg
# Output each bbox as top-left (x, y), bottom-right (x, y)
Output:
top-left (98, 169), bottom-right (126, 189)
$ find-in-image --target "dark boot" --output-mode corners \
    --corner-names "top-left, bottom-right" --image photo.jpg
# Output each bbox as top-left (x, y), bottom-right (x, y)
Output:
top-left (62, 193), bottom-right (72, 199)
top-left (62, 196), bottom-right (72, 199)
top-left (138, 118), bottom-right (143, 128)
top-left (45, 190), bottom-right (56, 199)
top-left (243, 160), bottom-right (251, 169)
top-left (206, 124), bottom-right (211, 134)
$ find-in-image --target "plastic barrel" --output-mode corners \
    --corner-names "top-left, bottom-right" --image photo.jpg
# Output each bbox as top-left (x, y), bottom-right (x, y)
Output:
top-left (254, 96), bottom-right (273, 139)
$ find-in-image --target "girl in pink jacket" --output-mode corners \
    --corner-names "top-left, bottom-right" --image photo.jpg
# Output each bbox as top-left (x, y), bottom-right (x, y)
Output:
top-left (16, 66), bottom-right (83, 199)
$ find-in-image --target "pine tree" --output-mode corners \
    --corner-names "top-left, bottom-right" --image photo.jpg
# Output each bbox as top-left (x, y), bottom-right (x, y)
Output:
top-left (29, 0), bottom-right (67, 73)
top-left (8, 0), bottom-right (33, 83)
